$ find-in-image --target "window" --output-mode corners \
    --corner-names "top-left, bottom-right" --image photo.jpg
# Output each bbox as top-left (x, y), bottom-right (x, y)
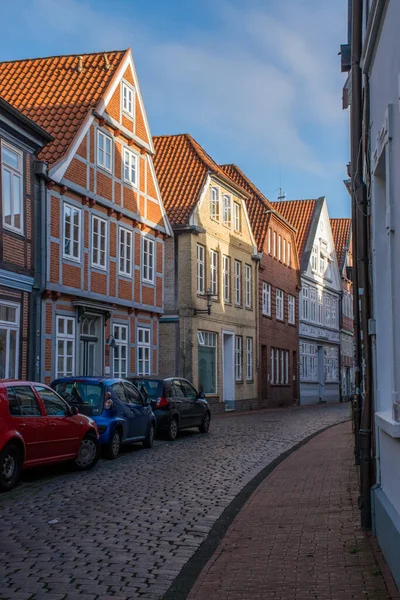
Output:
top-left (233, 203), bottom-right (241, 231)
top-left (310, 288), bottom-right (317, 323)
top-left (275, 348), bottom-right (279, 384)
top-left (63, 204), bottom-right (81, 261)
top-left (331, 298), bottom-right (338, 329)
top-left (262, 282), bottom-right (271, 316)
top-left (270, 348), bottom-right (274, 384)
top-left (276, 289), bottom-right (284, 321)
top-left (302, 286), bottom-right (309, 320)
top-left (324, 347), bottom-right (339, 381)
top-left (235, 336), bottom-right (242, 381)
top-left (143, 237), bottom-right (155, 283)
top-left (223, 195), bottom-right (231, 227)
top-left (268, 228), bottom-right (272, 254)
top-left (210, 187), bottom-right (219, 220)
top-left (210, 250), bottom-right (218, 296)
top-left (35, 386), bottom-right (69, 416)
top-left (280, 350), bottom-right (284, 384)
top-left (97, 130), bottom-right (112, 172)
top-left (318, 291), bottom-right (323, 324)
top-left (111, 382), bottom-right (127, 403)
top-left (246, 337), bottom-right (253, 380)
top-left (198, 331), bottom-right (217, 394)
top-left (326, 260), bottom-right (332, 281)
top-left (180, 380), bottom-right (198, 400)
top-left (273, 231), bottom-right (277, 257)
top-left (311, 246), bottom-right (318, 271)
top-left (270, 349), bottom-right (289, 384)
top-left (124, 382), bottom-right (143, 405)
top-left (320, 254), bottom-right (326, 276)
top-left (288, 295), bottom-right (295, 324)
top-left (124, 148), bottom-right (138, 186)
top-left (325, 295), bottom-right (331, 327)
top-left (7, 386), bottom-right (41, 417)
top-left (1, 142), bottom-right (23, 233)
top-left (0, 302), bottom-right (19, 380)
top-left (137, 327), bottom-right (151, 375)
top-left (288, 242), bottom-right (291, 267)
top-left (113, 324), bottom-right (128, 378)
top-left (91, 215), bottom-right (107, 269)
top-left (122, 82), bottom-right (134, 116)
top-left (285, 351), bottom-right (289, 384)
top-left (245, 264), bottom-right (252, 308)
top-left (300, 342), bottom-right (317, 381)
top-left (283, 239), bottom-right (286, 264)
top-left (197, 244), bottom-right (205, 294)
top-left (278, 235), bottom-right (282, 260)
top-left (56, 316), bottom-right (75, 378)
top-left (234, 260), bottom-right (241, 305)
top-left (223, 255), bottom-right (231, 303)
top-left (119, 227), bottom-right (132, 277)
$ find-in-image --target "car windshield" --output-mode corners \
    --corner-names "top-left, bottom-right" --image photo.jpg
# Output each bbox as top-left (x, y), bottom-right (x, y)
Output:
top-left (132, 379), bottom-right (162, 400)
top-left (54, 381), bottom-right (104, 416)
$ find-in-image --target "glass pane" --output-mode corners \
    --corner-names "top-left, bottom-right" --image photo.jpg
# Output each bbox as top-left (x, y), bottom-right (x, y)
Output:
top-left (0, 329), bottom-right (7, 378)
top-left (9, 330), bottom-right (17, 378)
top-left (35, 386), bottom-right (68, 416)
top-left (12, 174), bottom-right (21, 230)
top-left (2, 147), bottom-right (19, 169)
top-left (14, 386), bottom-right (41, 416)
top-left (66, 340), bottom-right (74, 356)
top-left (66, 319), bottom-right (73, 335)
top-left (2, 169), bottom-right (11, 226)
top-left (198, 346), bottom-right (216, 394)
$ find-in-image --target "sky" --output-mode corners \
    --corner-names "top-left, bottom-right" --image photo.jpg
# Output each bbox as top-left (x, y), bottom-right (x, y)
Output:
top-left (0, 0), bottom-right (350, 217)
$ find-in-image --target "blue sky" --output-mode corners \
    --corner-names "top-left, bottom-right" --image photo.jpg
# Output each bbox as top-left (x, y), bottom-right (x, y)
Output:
top-left (0, 0), bottom-right (350, 217)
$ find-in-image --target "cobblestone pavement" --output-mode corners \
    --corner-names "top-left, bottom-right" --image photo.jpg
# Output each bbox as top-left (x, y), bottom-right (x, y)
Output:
top-left (188, 420), bottom-right (399, 600)
top-left (0, 404), bottom-right (349, 600)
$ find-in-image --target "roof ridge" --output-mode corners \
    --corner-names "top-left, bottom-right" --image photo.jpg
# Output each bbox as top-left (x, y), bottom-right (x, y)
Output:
top-left (221, 163), bottom-right (272, 209)
top-left (0, 49), bottom-right (129, 65)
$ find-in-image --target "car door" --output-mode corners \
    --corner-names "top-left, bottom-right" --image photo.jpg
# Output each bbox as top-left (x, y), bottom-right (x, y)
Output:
top-left (6, 385), bottom-right (48, 464)
top-left (109, 382), bottom-right (130, 441)
top-left (123, 382), bottom-right (149, 438)
top-left (34, 385), bottom-right (81, 460)
top-left (180, 380), bottom-right (203, 426)
top-left (171, 379), bottom-right (191, 426)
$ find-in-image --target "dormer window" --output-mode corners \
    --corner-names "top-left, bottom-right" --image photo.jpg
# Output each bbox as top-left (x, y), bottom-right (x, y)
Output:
top-left (122, 82), bottom-right (134, 117)
top-left (97, 130), bottom-right (112, 172)
top-left (311, 246), bottom-right (318, 271)
top-left (1, 142), bottom-right (23, 234)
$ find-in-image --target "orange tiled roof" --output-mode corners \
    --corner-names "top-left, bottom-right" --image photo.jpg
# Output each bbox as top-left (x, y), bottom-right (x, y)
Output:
top-left (220, 164), bottom-right (274, 251)
top-left (0, 50), bottom-right (128, 164)
top-left (273, 199), bottom-right (317, 259)
top-left (153, 134), bottom-right (248, 226)
top-left (331, 218), bottom-right (352, 272)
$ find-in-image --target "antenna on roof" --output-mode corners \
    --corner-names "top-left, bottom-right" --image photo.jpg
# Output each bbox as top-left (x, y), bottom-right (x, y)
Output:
top-left (277, 187), bottom-right (286, 201)
top-left (103, 53), bottom-right (110, 71)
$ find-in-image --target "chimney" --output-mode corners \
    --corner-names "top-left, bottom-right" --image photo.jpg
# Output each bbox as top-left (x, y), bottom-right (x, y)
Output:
top-left (76, 56), bottom-right (83, 74)
top-left (103, 53), bottom-right (110, 71)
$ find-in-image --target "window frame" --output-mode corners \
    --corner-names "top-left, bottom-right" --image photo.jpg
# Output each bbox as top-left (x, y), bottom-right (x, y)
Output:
top-left (222, 194), bottom-right (232, 227)
top-left (262, 282), bottom-right (271, 316)
top-left (1, 141), bottom-right (24, 234)
top-left (233, 202), bottom-right (241, 232)
top-left (234, 260), bottom-right (242, 306)
top-left (246, 337), bottom-right (253, 381)
top-left (288, 295), bottom-right (295, 325)
top-left (276, 288), bottom-right (284, 321)
top-left (0, 301), bottom-right (20, 380)
top-left (268, 228), bottom-right (272, 254)
top-left (122, 81), bottom-right (135, 118)
top-left (97, 129), bottom-right (113, 173)
top-left (287, 241), bottom-right (291, 267)
top-left (197, 330), bottom-right (217, 394)
top-left (113, 323), bottom-right (128, 378)
top-left (273, 231), bottom-right (277, 257)
top-left (118, 226), bottom-right (133, 278)
top-left (278, 235), bottom-right (282, 261)
top-left (56, 316), bottom-right (75, 378)
top-left (63, 203), bottom-right (81, 263)
top-left (235, 335), bottom-right (242, 381)
top-left (245, 264), bottom-right (252, 309)
top-left (210, 187), bottom-right (220, 221)
top-left (210, 249), bottom-right (219, 296)
top-left (137, 326), bottom-right (151, 376)
top-left (197, 244), bottom-right (205, 294)
top-left (142, 236), bottom-right (155, 284)
top-left (223, 255), bottom-right (231, 303)
top-left (91, 214), bottom-right (107, 270)
top-left (123, 147), bottom-right (138, 187)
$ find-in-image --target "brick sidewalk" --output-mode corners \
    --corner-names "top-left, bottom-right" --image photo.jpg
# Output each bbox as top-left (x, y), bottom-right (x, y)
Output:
top-left (188, 421), bottom-right (399, 600)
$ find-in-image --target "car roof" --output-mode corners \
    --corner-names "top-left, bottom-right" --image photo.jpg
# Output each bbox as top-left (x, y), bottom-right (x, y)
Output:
top-left (52, 376), bottom-right (123, 386)
top-left (0, 380), bottom-right (50, 387)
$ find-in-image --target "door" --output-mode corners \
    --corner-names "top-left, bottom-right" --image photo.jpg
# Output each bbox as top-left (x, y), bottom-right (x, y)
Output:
top-left (179, 379), bottom-right (202, 426)
top-left (34, 385), bottom-right (81, 459)
top-left (109, 382), bottom-right (130, 440)
top-left (223, 333), bottom-right (235, 410)
top-left (171, 379), bottom-right (189, 425)
top-left (80, 315), bottom-right (102, 376)
top-left (318, 346), bottom-right (325, 402)
top-left (6, 385), bottom-right (48, 464)
top-left (123, 381), bottom-right (149, 438)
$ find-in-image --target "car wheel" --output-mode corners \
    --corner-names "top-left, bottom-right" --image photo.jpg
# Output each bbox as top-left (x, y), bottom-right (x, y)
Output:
top-left (143, 423), bottom-right (155, 449)
top-left (74, 433), bottom-right (99, 471)
top-left (0, 443), bottom-right (21, 492)
top-left (199, 411), bottom-right (211, 434)
top-left (166, 417), bottom-right (178, 441)
top-left (105, 428), bottom-right (121, 460)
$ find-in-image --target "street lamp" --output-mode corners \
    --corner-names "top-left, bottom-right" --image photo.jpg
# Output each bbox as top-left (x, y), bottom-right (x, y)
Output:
top-left (194, 288), bottom-right (216, 316)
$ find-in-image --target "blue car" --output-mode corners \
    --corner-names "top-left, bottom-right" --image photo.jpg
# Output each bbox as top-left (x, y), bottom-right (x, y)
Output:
top-left (52, 377), bottom-right (156, 459)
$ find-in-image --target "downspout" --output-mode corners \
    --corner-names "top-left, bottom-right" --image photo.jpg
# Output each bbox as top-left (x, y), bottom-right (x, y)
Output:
top-left (33, 161), bottom-right (48, 382)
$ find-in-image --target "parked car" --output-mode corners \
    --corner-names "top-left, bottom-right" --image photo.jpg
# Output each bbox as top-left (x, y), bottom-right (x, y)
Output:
top-left (0, 381), bottom-right (100, 492)
top-left (52, 377), bottom-right (156, 459)
top-left (129, 377), bottom-right (210, 441)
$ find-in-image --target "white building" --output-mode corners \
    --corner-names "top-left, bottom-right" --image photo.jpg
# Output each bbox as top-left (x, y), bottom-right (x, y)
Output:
top-left (275, 198), bottom-right (342, 404)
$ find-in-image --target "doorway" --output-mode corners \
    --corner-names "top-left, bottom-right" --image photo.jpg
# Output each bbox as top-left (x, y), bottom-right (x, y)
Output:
top-left (79, 315), bottom-right (103, 376)
top-left (292, 350), bottom-right (298, 404)
top-left (318, 345), bottom-right (325, 402)
top-left (222, 331), bottom-right (235, 410)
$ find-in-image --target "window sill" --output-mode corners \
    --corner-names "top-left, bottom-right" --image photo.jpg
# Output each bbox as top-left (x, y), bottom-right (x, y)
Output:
top-left (270, 384), bottom-right (290, 387)
top-left (3, 224), bottom-right (24, 237)
top-left (375, 411), bottom-right (400, 439)
top-left (63, 255), bottom-right (82, 265)
top-left (245, 306), bottom-right (253, 311)
top-left (123, 179), bottom-right (139, 190)
top-left (142, 280), bottom-right (155, 287)
top-left (245, 379), bottom-right (255, 384)
top-left (262, 313), bottom-right (272, 319)
top-left (122, 109), bottom-right (134, 120)
top-left (91, 264), bottom-right (107, 273)
top-left (288, 322), bottom-right (296, 327)
top-left (276, 318), bottom-right (285, 323)
top-left (118, 272), bottom-right (133, 280)
top-left (96, 163), bottom-right (113, 176)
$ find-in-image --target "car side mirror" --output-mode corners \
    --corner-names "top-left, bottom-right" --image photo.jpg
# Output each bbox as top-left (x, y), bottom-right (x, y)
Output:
top-left (70, 405), bottom-right (79, 416)
top-left (198, 392), bottom-right (206, 400)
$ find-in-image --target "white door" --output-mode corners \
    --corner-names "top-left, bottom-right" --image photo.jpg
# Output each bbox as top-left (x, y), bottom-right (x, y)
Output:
top-left (223, 332), bottom-right (235, 410)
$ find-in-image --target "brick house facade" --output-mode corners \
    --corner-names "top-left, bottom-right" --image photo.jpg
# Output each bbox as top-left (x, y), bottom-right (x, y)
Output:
top-left (0, 50), bottom-right (172, 383)
top-left (221, 166), bottom-right (300, 408)
top-left (0, 98), bottom-right (51, 381)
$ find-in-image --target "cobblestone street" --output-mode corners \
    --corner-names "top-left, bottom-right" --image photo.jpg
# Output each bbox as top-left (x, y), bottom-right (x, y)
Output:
top-left (0, 404), bottom-right (349, 600)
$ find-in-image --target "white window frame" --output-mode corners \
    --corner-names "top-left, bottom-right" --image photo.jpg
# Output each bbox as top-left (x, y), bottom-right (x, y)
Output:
top-left (1, 141), bottom-right (23, 234)
top-left (288, 295), bottom-right (295, 324)
top-left (300, 342), bottom-right (318, 381)
top-left (278, 235), bottom-right (282, 260)
top-left (245, 264), bottom-right (252, 308)
top-left (246, 337), bottom-right (253, 381)
top-left (118, 226), bottom-right (133, 277)
top-left (210, 250), bottom-right (218, 296)
top-left (233, 202), bottom-right (241, 232)
top-left (0, 301), bottom-right (20, 379)
top-left (310, 288), bottom-right (317, 323)
top-left (222, 194), bottom-right (232, 227)
top-left (137, 327), bottom-right (151, 375)
top-left (276, 288), bottom-right (284, 321)
top-left (285, 351), bottom-right (289, 384)
top-left (63, 203), bottom-right (81, 262)
top-left (311, 245), bottom-right (318, 271)
top-left (283, 239), bottom-right (286, 264)
top-left (280, 350), bottom-right (284, 384)
top-left (197, 244), bottom-right (205, 294)
top-left (235, 335), bottom-right (242, 381)
top-left (123, 148), bottom-right (138, 187)
top-left (142, 237), bottom-right (155, 284)
top-left (262, 282), bottom-right (271, 316)
top-left (302, 286), bottom-right (309, 321)
top-left (97, 130), bottom-right (112, 172)
top-left (273, 231), bottom-right (277, 257)
top-left (113, 324), bottom-right (128, 378)
top-left (288, 241), bottom-right (291, 267)
top-left (91, 215), bottom-right (107, 270)
top-left (56, 316), bottom-right (75, 378)
top-left (223, 255), bottom-right (231, 303)
top-left (267, 228), bottom-right (272, 254)
top-left (270, 348), bottom-right (274, 383)
top-left (122, 81), bottom-right (134, 117)
top-left (210, 187), bottom-right (219, 221)
top-left (234, 260), bottom-right (241, 305)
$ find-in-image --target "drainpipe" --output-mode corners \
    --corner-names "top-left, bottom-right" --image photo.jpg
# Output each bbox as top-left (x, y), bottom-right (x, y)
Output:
top-left (33, 161), bottom-right (48, 382)
top-left (351, 0), bottom-right (373, 530)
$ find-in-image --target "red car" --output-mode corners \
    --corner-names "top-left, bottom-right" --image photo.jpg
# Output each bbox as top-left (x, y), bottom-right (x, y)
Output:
top-left (0, 381), bottom-right (100, 492)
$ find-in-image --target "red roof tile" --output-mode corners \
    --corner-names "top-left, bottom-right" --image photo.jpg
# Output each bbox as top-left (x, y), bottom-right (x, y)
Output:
top-left (273, 199), bottom-right (317, 259)
top-left (331, 218), bottom-right (352, 272)
top-left (153, 134), bottom-right (248, 226)
top-left (0, 50), bottom-right (128, 165)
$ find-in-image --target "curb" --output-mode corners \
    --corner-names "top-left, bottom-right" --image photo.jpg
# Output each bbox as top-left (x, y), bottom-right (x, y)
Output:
top-left (162, 418), bottom-right (350, 600)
